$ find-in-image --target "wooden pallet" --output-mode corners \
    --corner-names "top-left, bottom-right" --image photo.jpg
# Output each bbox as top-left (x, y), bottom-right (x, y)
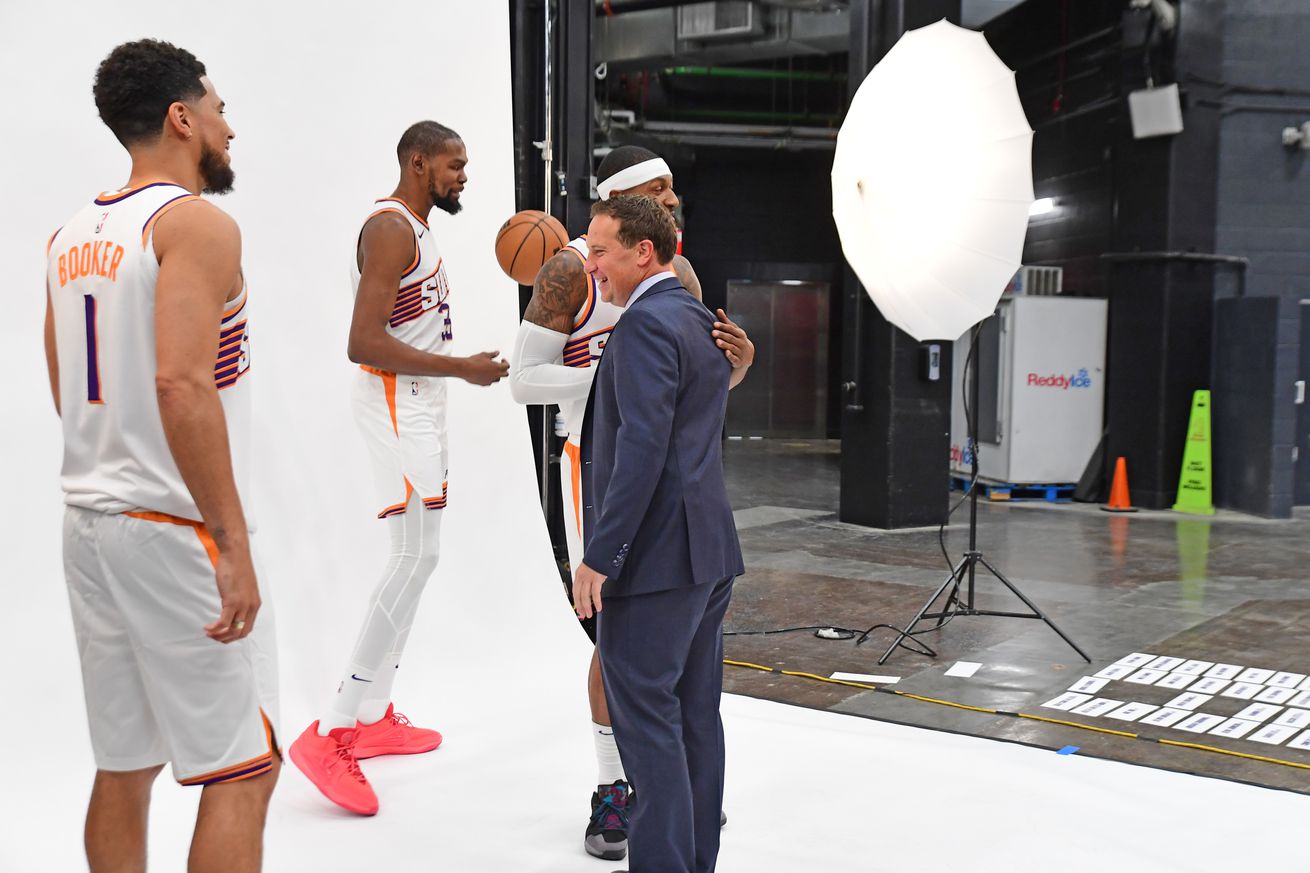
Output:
top-left (951, 477), bottom-right (1074, 503)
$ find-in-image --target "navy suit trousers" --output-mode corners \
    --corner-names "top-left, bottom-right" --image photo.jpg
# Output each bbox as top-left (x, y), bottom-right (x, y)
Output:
top-left (597, 575), bottom-right (734, 873)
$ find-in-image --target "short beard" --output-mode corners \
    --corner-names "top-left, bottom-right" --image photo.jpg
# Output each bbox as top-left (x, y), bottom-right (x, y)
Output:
top-left (199, 142), bottom-right (235, 195)
top-left (431, 184), bottom-right (462, 215)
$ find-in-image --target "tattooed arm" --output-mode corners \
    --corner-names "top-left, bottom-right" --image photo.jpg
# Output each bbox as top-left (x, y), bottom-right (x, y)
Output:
top-left (509, 250), bottom-right (596, 405)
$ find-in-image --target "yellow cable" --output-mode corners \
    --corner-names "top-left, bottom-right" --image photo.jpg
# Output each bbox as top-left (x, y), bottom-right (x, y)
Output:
top-left (724, 658), bottom-right (1310, 772)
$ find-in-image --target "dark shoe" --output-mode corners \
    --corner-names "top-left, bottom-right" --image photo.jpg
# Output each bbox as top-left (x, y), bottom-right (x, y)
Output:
top-left (721, 809), bottom-right (728, 828)
top-left (585, 780), bottom-right (631, 861)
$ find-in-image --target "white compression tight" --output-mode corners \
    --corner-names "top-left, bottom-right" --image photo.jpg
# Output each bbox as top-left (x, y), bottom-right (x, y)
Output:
top-left (320, 490), bottom-right (442, 733)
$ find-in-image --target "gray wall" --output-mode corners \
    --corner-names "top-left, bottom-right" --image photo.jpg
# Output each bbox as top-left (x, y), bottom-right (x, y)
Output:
top-left (1212, 0), bottom-right (1310, 516)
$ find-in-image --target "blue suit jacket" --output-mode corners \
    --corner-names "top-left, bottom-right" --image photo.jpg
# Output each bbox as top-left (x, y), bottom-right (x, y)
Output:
top-left (580, 276), bottom-right (744, 597)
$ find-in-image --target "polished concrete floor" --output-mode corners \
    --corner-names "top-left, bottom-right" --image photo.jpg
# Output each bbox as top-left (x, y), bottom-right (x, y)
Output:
top-left (721, 439), bottom-right (1310, 794)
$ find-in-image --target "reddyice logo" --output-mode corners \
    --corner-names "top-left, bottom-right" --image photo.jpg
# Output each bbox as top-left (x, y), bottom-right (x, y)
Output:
top-left (1027, 368), bottom-right (1092, 390)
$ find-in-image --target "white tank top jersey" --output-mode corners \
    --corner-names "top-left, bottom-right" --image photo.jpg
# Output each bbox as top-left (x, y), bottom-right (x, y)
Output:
top-left (47, 181), bottom-right (252, 523)
top-left (557, 235), bottom-right (624, 439)
top-left (349, 198), bottom-right (454, 359)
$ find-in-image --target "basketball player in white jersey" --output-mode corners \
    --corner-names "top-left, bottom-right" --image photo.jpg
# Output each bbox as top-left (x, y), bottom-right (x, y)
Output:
top-left (42, 40), bottom-right (277, 873)
top-left (288, 121), bottom-right (508, 816)
top-left (509, 145), bottom-right (753, 861)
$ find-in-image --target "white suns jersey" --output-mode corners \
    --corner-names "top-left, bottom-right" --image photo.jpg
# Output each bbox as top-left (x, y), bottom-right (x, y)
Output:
top-left (350, 198), bottom-right (453, 358)
top-left (557, 236), bottom-right (624, 439)
top-left (47, 182), bottom-right (252, 522)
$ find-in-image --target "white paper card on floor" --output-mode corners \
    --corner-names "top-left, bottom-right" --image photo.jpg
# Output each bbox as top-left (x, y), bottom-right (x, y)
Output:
top-left (1210, 719), bottom-right (1261, 739)
top-left (1268, 672), bottom-right (1305, 689)
top-left (1069, 676), bottom-right (1110, 694)
top-left (1288, 691), bottom-right (1310, 709)
top-left (1255, 686), bottom-right (1297, 704)
top-left (1205, 663), bottom-right (1244, 680)
top-left (1286, 730), bottom-right (1310, 751)
top-left (1272, 709), bottom-right (1310, 729)
top-left (1126, 668), bottom-right (1168, 685)
top-left (1140, 708), bottom-right (1191, 728)
top-left (1155, 673), bottom-right (1195, 691)
top-left (1177, 713), bottom-right (1227, 734)
top-left (944, 661), bottom-right (982, 678)
top-left (1232, 703), bottom-right (1283, 724)
top-left (1175, 660), bottom-right (1214, 676)
top-left (830, 673), bottom-right (900, 684)
top-left (1299, 676), bottom-right (1310, 691)
top-left (1113, 652), bottom-right (1158, 669)
top-left (1189, 678), bottom-right (1230, 695)
top-left (1072, 698), bottom-right (1124, 717)
top-left (1095, 664), bottom-right (1135, 681)
top-left (1147, 656), bottom-right (1186, 672)
top-left (1236, 668), bottom-right (1275, 685)
top-left (1106, 702), bottom-right (1158, 722)
top-left (1220, 683), bottom-right (1262, 700)
top-left (1164, 692), bottom-right (1214, 711)
top-left (1250, 724), bottom-right (1298, 746)
top-left (1042, 692), bottom-right (1093, 711)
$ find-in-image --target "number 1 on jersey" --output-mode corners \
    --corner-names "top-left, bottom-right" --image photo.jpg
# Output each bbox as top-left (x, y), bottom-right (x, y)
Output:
top-left (84, 294), bottom-right (104, 404)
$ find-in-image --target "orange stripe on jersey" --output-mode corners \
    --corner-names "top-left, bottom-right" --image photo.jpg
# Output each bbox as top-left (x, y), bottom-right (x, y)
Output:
top-left (561, 246), bottom-right (585, 267)
top-left (222, 285), bottom-right (248, 320)
top-left (363, 208), bottom-right (422, 279)
top-left (398, 261), bottom-right (442, 295)
top-left (94, 180), bottom-right (181, 205)
top-left (46, 227), bottom-right (62, 256)
top-left (572, 284), bottom-right (597, 331)
top-left (124, 511), bottom-right (220, 569)
top-left (375, 197), bottom-right (430, 229)
top-left (141, 194), bottom-right (201, 248)
top-left (564, 326), bottom-right (612, 350)
top-left (402, 237), bottom-right (421, 278)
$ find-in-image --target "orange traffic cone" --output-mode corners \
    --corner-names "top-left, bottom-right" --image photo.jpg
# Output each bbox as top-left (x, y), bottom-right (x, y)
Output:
top-left (1101, 456), bottom-right (1138, 513)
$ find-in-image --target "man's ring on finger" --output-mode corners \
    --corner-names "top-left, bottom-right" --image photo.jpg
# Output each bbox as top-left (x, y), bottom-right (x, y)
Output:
top-left (234, 620), bottom-right (246, 630)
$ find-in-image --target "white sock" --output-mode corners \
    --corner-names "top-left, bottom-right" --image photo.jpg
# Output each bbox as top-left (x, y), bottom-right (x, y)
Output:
top-left (357, 661), bottom-right (398, 726)
top-left (319, 668), bottom-right (375, 735)
top-left (593, 721), bottom-right (626, 785)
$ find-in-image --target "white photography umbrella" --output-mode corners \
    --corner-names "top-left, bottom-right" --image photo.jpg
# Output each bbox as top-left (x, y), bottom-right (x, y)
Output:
top-left (832, 19), bottom-right (1034, 342)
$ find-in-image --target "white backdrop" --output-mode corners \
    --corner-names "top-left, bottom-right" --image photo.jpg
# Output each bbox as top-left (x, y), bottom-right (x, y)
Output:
top-left (0, 1), bottom-right (594, 868)
top-left (6, 5), bottom-right (1310, 872)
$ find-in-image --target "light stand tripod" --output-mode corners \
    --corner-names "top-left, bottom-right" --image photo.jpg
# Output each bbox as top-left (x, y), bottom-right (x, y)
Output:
top-left (865, 321), bottom-right (1092, 666)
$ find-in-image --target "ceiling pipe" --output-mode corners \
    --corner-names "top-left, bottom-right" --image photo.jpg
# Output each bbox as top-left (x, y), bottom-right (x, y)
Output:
top-left (663, 64), bottom-right (846, 82)
top-left (595, 0), bottom-right (712, 14)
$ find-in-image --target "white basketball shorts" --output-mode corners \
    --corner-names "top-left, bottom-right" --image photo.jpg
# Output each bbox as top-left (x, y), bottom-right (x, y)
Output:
top-left (353, 366), bottom-right (450, 518)
top-left (63, 506), bottom-right (280, 785)
top-left (560, 436), bottom-right (585, 571)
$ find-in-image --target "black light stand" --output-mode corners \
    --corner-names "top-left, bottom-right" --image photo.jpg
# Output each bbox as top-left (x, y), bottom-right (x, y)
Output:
top-left (866, 320), bottom-right (1092, 666)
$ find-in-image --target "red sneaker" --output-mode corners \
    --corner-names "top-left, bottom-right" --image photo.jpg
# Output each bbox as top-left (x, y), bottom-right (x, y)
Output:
top-left (288, 722), bottom-right (379, 816)
top-left (353, 703), bottom-right (443, 760)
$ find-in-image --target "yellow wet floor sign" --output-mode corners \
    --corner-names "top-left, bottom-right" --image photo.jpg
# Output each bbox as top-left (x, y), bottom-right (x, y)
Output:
top-left (1173, 390), bottom-right (1215, 515)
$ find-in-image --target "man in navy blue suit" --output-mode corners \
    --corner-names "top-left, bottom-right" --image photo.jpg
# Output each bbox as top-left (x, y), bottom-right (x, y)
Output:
top-left (573, 195), bottom-right (744, 873)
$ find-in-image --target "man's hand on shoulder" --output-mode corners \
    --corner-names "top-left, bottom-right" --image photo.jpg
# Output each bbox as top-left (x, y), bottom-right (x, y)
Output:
top-left (713, 309), bottom-right (755, 372)
top-left (524, 250), bottom-right (589, 334)
top-left (573, 562), bottom-right (608, 619)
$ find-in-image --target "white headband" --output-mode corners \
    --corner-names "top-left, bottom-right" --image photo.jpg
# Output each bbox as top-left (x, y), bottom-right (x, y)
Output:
top-left (597, 157), bottom-right (673, 200)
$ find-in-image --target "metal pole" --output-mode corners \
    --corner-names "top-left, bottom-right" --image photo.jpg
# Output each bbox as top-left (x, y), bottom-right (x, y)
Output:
top-left (538, 0), bottom-right (556, 514)
top-left (541, 0), bottom-right (555, 212)
top-left (966, 322), bottom-right (981, 609)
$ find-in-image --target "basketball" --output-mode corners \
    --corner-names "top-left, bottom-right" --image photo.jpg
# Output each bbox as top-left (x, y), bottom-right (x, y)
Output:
top-left (495, 209), bottom-right (570, 285)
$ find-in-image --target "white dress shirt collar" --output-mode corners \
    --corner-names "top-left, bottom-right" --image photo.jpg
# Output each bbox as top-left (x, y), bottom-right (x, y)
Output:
top-left (625, 269), bottom-right (678, 308)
